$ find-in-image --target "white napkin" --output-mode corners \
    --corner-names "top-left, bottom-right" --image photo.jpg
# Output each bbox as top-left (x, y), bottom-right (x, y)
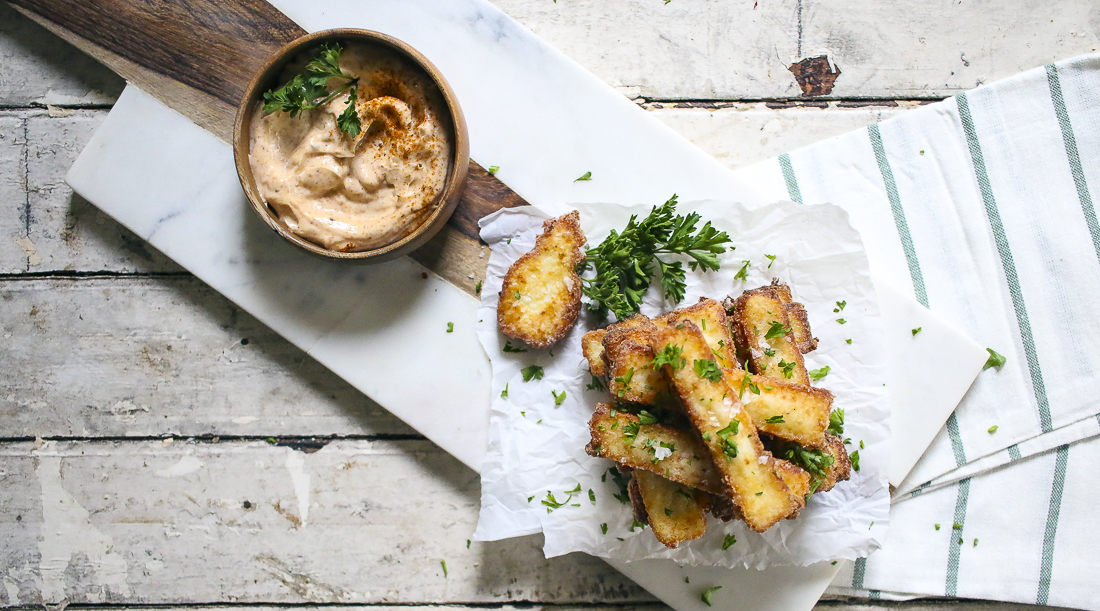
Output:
top-left (473, 201), bottom-right (891, 568)
top-left (734, 53), bottom-right (1100, 609)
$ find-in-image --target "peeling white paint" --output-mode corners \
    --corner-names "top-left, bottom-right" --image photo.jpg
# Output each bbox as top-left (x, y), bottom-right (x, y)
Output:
top-left (231, 416), bottom-right (258, 424)
top-left (3, 576), bottom-right (20, 605)
top-left (14, 237), bottom-right (41, 266)
top-left (154, 455), bottom-right (204, 478)
top-left (284, 452), bottom-right (310, 529)
top-left (35, 456), bottom-right (131, 602)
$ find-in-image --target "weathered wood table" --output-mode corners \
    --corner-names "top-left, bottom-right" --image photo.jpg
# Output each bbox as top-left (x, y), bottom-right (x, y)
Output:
top-left (2, 1), bottom-right (1095, 610)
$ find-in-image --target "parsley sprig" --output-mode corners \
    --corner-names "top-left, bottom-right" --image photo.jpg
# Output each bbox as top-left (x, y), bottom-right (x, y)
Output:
top-left (579, 195), bottom-right (733, 321)
top-left (262, 43), bottom-right (362, 136)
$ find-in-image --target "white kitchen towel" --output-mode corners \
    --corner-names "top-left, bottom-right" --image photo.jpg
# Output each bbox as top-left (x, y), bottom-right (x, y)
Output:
top-left (828, 426), bottom-right (1100, 610)
top-left (736, 54), bottom-right (1100, 497)
top-left (732, 53), bottom-right (1100, 610)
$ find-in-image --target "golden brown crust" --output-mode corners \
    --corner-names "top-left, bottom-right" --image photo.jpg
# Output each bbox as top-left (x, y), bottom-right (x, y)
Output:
top-left (785, 301), bottom-right (818, 354)
top-left (586, 404), bottom-right (724, 495)
top-left (815, 434), bottom-right (852, 493)
top-left (633, 470), bottom-right (708, 548)
top-left (497, 211), bottom-right (586, 348)
top-left (731, 288), bottom-right (810, 385)
top-left (723, 367), bottom-right (833, 448)
top-left (652, 321), bottom-right (803, 532)
top-left (582, 329), bottom-right (609, 377)
top-left (661, 298), bottom-right (738, 366)
top-left (602, 315), bottom-right (669, 403)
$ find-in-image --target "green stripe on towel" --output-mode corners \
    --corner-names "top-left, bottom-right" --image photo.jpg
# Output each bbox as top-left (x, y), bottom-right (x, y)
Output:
top-left (945, 477), bottom-right (971, 596)
top-left (853, 556), bottom-right (867, 589)
top-left (868, 123), bottom-right (930, 307)
top-left (1038, 444), bottom-right (1070, 605)
top-left (1046, 64), bottom-right (1100, 264)
top-left (1008, 444), bottom-right (1022, 462)
top-left (778, 153), bottom-right (803, 203)
top-left (957, 92), bottom-right (1053, 434)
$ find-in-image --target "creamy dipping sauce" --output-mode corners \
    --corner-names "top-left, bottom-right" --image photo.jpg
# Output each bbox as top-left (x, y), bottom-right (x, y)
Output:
top-left (249, 43), bottom-right (452, 252)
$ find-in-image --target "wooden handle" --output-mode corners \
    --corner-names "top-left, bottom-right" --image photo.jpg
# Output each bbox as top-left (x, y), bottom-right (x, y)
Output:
top-left (10, 0), bottom-right (529, 295)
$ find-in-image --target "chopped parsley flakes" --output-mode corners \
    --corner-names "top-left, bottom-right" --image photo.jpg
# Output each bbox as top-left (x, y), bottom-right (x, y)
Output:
top-left (701, 586), bottom-right (722, 607)
top-left (693, 358), bottom-right (723, 382)
top-left (652, 344), bottom-right (687, 370)
top-left (521, 365), bottom-right (545, 382)
top-left (764, 320), bottom-right (791, 340)
top-left (722, 534), bottom-right (737, 550)
top-left (446, 322), bottom-right (454, 333)
top-left (808, 365), bottom-right (830, 381)
top-left (984, 348), bottom-right (1007, 370)
top-left (502, 341), bottom-right (527, 353)
top-left (552, 390), bottom-right (567, 406)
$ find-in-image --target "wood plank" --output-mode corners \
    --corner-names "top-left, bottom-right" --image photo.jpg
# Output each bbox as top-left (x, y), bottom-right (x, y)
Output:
top-left (4, 0), bottom-right (1099, 108)
top-left (29, 604), bottom-right (1071, 611)
top-left (494, 0), bottom-right (1100, 100)
top-left (0, 439), bottom-right (648, 605)
top-left (0, 277), bottom-right (413, 438)
top-left (0, 2), bottom-right (123, 107)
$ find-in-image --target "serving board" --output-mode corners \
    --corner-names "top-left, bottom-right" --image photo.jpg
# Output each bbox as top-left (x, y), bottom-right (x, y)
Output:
top-left (9, 0), bottom-right (524, 292)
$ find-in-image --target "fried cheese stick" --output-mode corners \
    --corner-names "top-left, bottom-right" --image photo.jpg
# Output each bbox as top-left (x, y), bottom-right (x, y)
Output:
top-left (652, 322), bottom-right (803, 532)
top-left (730, 286), bottom-right (811, 384)
top-left (630, 470), bottom-right (708, 548)
top-left (724, 368), bottom-right (833, 448)
top-left (586, 403), bottom-right (723, 495)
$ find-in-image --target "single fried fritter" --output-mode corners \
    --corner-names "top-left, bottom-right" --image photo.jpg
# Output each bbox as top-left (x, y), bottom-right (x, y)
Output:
top-left (586, 403), bottom-right (723, 495)
top-left (603, 315), bottom-right (669, 403)
top-left (498, 211), bottom-right (585, 348)
top-left (708, 457), bottom-right (810, 522)
top-left (632, 470), bottom-right (708, 548)
top-left (731, 287), bottom-right (810, 384)
top-left (723, 367), bottom-right (833, 448)
top-left (652, 322), bottom-right (803, 532)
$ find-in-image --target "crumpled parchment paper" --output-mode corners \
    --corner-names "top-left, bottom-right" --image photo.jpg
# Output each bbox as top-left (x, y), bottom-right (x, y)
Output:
top-left (472, 199), bottom-right (890, 569)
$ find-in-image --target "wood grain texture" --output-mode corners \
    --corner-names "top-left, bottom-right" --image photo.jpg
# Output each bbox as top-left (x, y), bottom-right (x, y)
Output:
top-left (0, 439), bottom-right (648, 606)
top-left (8, 0), bottom-right (531, 297)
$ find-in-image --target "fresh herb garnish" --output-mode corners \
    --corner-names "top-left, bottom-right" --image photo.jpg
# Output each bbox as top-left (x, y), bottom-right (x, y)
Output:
top-left (836, 318), bottom-right (847, 324)
top-left (488, 165), bottom-right (500, 174)
top-left (440, 559), bottom-right (448, 578)
top-left (638, 410), bottom-right (659, 425)
top-left (722, 534), bottom-right (737, 550)
top-left (579, 195), bottom-right (732, 320)
top-left (475, 280), bottom-right (483, 294)
top-left (446, 322), bottom-right (454, 333)
top-left (693, 359), bottom-right (723, 382)
top-left (262, 43), bottom-right (362, 136)
top-left (609, 467), bottom-right (631, 504)
top-left (574, 171), bottom-right (593, 182)
top-left (851, 450), bottom-right (861, 471)
top-left (586, 375), bottom-right (606, 392)
top-left (765, 415), bottom-right (785, 424)
top-left (652, 344), bottom-right (687, 370)
top-left (614, 367), bottom-right (635, 397)
top-left (552, 390), bottom-right (567, 406)
top-left (988, 425), bottom-right (999, 434)
top-left (503, 341), bottom-right (527, 353)
top-left (984, 348), bottom-right (1006, 370)
top-left (701, 586), bottom-right (722, 607)
top-left (501, 383), bottom-right (509, 399)
top-left (521, 365), bottom-right (544, 382)
top-left (809, 365), bottom-right (830, 381)
top-left (600, 523), bottom-right (608, 534)
top-left (765, 254), bottom-right (776, 268)
top-left (715, 420), bottom-right (740, 458)
top-left (827, 409), bottom-right (844, 436)
top-left (834, 300), bottom-right (846, 312)
top-left (777, 359), bottom-right (796, 379)
top-left (734, 259), bottom-right (751, 282)
top-left (912, 327), bottom-right (922, 336)
top-left (764, 321), bottom-right (791, 340)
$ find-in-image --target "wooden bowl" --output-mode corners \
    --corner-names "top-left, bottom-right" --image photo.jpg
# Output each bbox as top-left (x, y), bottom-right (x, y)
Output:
top-left (233, 29), bottom-right (469, 262)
